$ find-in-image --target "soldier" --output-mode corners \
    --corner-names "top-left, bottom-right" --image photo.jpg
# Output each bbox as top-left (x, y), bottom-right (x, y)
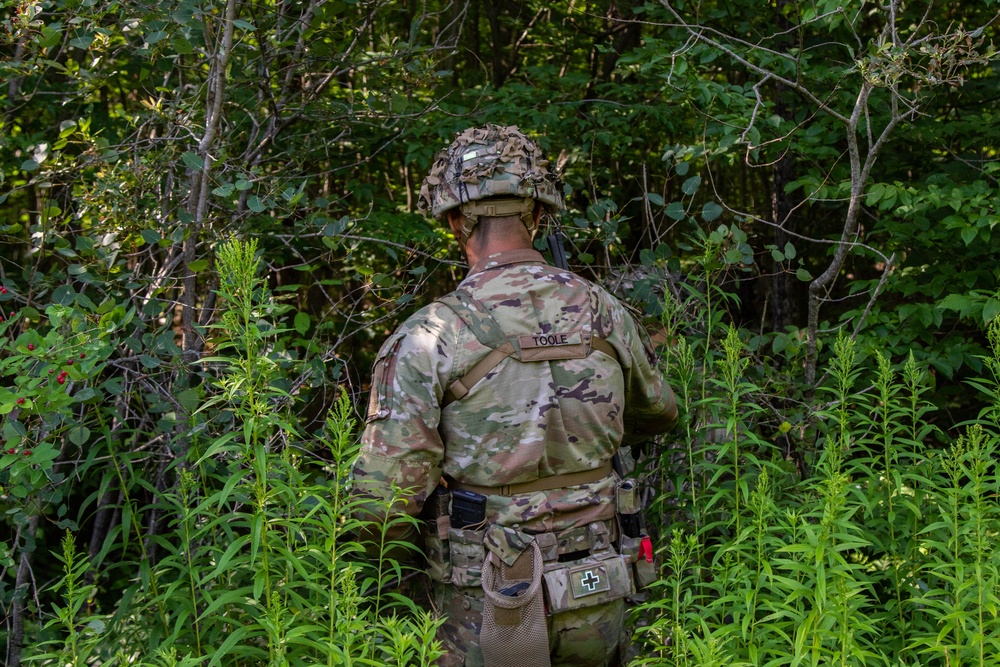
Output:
top-left (353, 124), bottom-right (677, 667)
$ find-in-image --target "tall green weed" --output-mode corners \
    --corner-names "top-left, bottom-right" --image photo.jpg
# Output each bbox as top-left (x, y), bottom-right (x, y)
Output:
top-left (635, 238), bottom-right (1000, 666)
top-left (18, 239), bottom-right (442, 666)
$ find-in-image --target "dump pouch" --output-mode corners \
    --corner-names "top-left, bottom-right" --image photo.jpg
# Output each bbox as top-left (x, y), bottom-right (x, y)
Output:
top-left (480, 540), bottom-right (550, 667)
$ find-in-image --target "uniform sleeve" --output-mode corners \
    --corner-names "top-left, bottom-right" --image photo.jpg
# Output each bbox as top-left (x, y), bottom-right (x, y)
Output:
top-left (352, 305), bottom-right (456, 528)
top-left (605, 298), bottom-right (678, 449)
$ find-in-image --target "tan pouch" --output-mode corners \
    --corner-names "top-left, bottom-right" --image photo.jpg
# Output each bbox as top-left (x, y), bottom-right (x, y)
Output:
top-left (616, 478), bottom-right (641, 515)
top-left (542, 553), bottom-right (632, 615)
top-left (623, 534), bottom-right (657, 591)
top-left (481, 541), bottom-right (550, 667)
top-left (634, 555), bottom-right (657, 590)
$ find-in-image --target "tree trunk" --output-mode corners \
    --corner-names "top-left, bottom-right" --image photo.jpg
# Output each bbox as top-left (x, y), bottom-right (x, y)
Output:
top-left (7, 515), bottom-right (40, 667)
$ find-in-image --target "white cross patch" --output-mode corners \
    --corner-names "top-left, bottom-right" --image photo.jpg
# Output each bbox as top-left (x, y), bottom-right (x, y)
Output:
top-left (581, 570), bottom-right (601, 592)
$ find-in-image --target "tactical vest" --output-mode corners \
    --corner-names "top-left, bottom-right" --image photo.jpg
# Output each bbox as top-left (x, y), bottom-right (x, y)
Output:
top-left (436, 286), bottom-right (621, 494)
top-left (434, 287), bottom-right (636, 667)
top-left (438, 287), bottom-right (622, 406)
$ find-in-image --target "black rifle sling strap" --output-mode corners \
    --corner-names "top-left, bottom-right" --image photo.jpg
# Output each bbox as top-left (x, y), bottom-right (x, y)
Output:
top-left (438, 288), bottom-right (621, 409)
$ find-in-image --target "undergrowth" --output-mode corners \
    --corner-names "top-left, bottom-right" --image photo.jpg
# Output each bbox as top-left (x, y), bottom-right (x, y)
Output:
top-left (636, 231), bottom-right (1000, 666)
top-left (11, 232), bottom-right (1000, 666)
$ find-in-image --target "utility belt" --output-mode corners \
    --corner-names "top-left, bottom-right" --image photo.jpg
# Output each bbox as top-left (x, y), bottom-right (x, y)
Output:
top-left (422, 475), bottom-right (657, 667)
top-left (421, 474), bottom-right (658, 607)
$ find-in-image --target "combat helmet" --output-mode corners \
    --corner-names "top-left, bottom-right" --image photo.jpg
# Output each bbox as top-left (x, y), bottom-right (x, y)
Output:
top-left (417, 124), bottom-right (564, 239)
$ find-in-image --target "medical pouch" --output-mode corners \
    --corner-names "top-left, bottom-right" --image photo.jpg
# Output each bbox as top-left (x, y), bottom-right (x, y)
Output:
top-left (542, 553), bottom-right (632, 615)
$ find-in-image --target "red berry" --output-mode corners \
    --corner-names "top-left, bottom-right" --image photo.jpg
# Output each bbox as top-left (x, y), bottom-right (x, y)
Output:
top-left (16, 398), bottom-right (24, 405)
top-left (23, 450), bottom-right (30, 456)
top-left (79, 352), bottom-right (85, 359)
top-left (47, 368), bottom-right (54, 374)
top-left (27, 343), bottom-right (34, 351)
top-left (67, 359), bottom-right (74, 366)
top-left (57, 376), bottom-right (66, 384)
top-left (0, 286), bottom-right (6, 294)
top-left (6, 448), bottom-right (14, 455)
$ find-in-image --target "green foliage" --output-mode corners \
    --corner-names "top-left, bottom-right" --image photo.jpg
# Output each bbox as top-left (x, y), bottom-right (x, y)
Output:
top-left (2, 0), bottom-right (1000, 664)
top-left (4, 239), bottom-right (442, 665)
top-left (637, 250), bottom-right (1000, 666)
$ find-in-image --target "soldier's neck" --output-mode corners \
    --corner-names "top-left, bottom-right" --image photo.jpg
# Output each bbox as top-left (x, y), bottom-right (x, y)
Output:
top-left (462, 236), bottom-right (533, 269)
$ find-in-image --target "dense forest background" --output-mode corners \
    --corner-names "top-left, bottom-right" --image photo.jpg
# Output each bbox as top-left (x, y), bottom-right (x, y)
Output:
top-left (2, 0), bottom-right (1000, 665)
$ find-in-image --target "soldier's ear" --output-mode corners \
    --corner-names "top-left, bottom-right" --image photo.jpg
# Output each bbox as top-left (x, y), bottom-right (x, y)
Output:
top-left (446, 210), bottom-right (465, 237)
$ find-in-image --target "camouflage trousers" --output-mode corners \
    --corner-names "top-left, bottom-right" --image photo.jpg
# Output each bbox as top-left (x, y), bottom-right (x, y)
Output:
top-left (432, 582), bottom-right (625, 667)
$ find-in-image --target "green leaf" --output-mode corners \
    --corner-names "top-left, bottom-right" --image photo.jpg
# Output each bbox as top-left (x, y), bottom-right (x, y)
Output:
top-left (140, 229), bottom-right (160, 245)
top-left (938, 293), bottom-right (975, 314)
top-left (74, 388), bottom-right (97, 402)
top-left (783, 242), bottom-right (796, 259)
top-left (52, 285), bottom-right (75, 305)
top-left (181, 152), bottom-right (204, 171)
top-left (984, 298), bottom-right (1000, 324)
top-left (177, 389), bottom-right (200, 412)
top-left (247, 196), bottom-right (266, 213)
top-left (212, 183), bottom-right (235, 197)
top-left (961, 226), bottom-right (978, 246)
top-left (681, 175), bottom-right (702, 196)
top-left (665, 202), bottom-right (686, 221)
top-left (865, 182), bottom-right (886, 206)
top-left (172, 37), bottom-right (194, 55)
top-left (188, 259), bottom-right (209, 272)
top-left (69, 426), bottom-right (90, 445)
top-left (701, 201), bottom-right (723, 222)
top-left (69, 34), bottom-right (94, 50)
top-left (674, 161), bottom-right (690, 176)
top-left (646, 192), bottom-right (664, 207)
top-left (796, 268), bottom-right (813, 282)
top-left (139, 354), bottom-right (161, 369)
top-left (294, 311), bottom-right (311, 336)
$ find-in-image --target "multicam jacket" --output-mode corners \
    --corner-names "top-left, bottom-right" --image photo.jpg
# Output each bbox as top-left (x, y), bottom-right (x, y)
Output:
top-left (354, 248), bottom-right (677, 536)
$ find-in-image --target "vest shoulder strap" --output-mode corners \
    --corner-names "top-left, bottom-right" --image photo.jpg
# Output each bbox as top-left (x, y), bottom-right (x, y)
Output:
top-left (437, 289), bottom-right (621, 408)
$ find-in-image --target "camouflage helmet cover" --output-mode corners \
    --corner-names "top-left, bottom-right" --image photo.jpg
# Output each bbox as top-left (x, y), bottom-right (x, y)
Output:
top-left (417, 124), bottom-right (564, 225)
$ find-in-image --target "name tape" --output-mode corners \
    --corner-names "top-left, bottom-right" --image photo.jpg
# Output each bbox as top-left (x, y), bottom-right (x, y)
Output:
top-left (519, 331), bottom-right (583, 349)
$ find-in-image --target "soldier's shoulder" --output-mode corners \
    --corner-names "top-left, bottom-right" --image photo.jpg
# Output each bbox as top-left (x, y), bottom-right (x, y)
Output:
top-left (394, 299), bottom-right (463, 337)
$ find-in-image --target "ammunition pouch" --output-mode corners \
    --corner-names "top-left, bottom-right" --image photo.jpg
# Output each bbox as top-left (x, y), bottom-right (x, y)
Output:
top-left (616, 477), bottom-right (657, 591)
top-left (448, 525), bottom-right (486, 588)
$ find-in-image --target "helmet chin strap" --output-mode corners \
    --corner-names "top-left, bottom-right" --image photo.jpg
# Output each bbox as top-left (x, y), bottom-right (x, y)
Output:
top-left (458, 198), bottom-right (537, 240)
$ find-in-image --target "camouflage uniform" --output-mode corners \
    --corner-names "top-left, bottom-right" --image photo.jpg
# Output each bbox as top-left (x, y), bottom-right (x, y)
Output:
top-left (355, 247), bottom-right (677, 666)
